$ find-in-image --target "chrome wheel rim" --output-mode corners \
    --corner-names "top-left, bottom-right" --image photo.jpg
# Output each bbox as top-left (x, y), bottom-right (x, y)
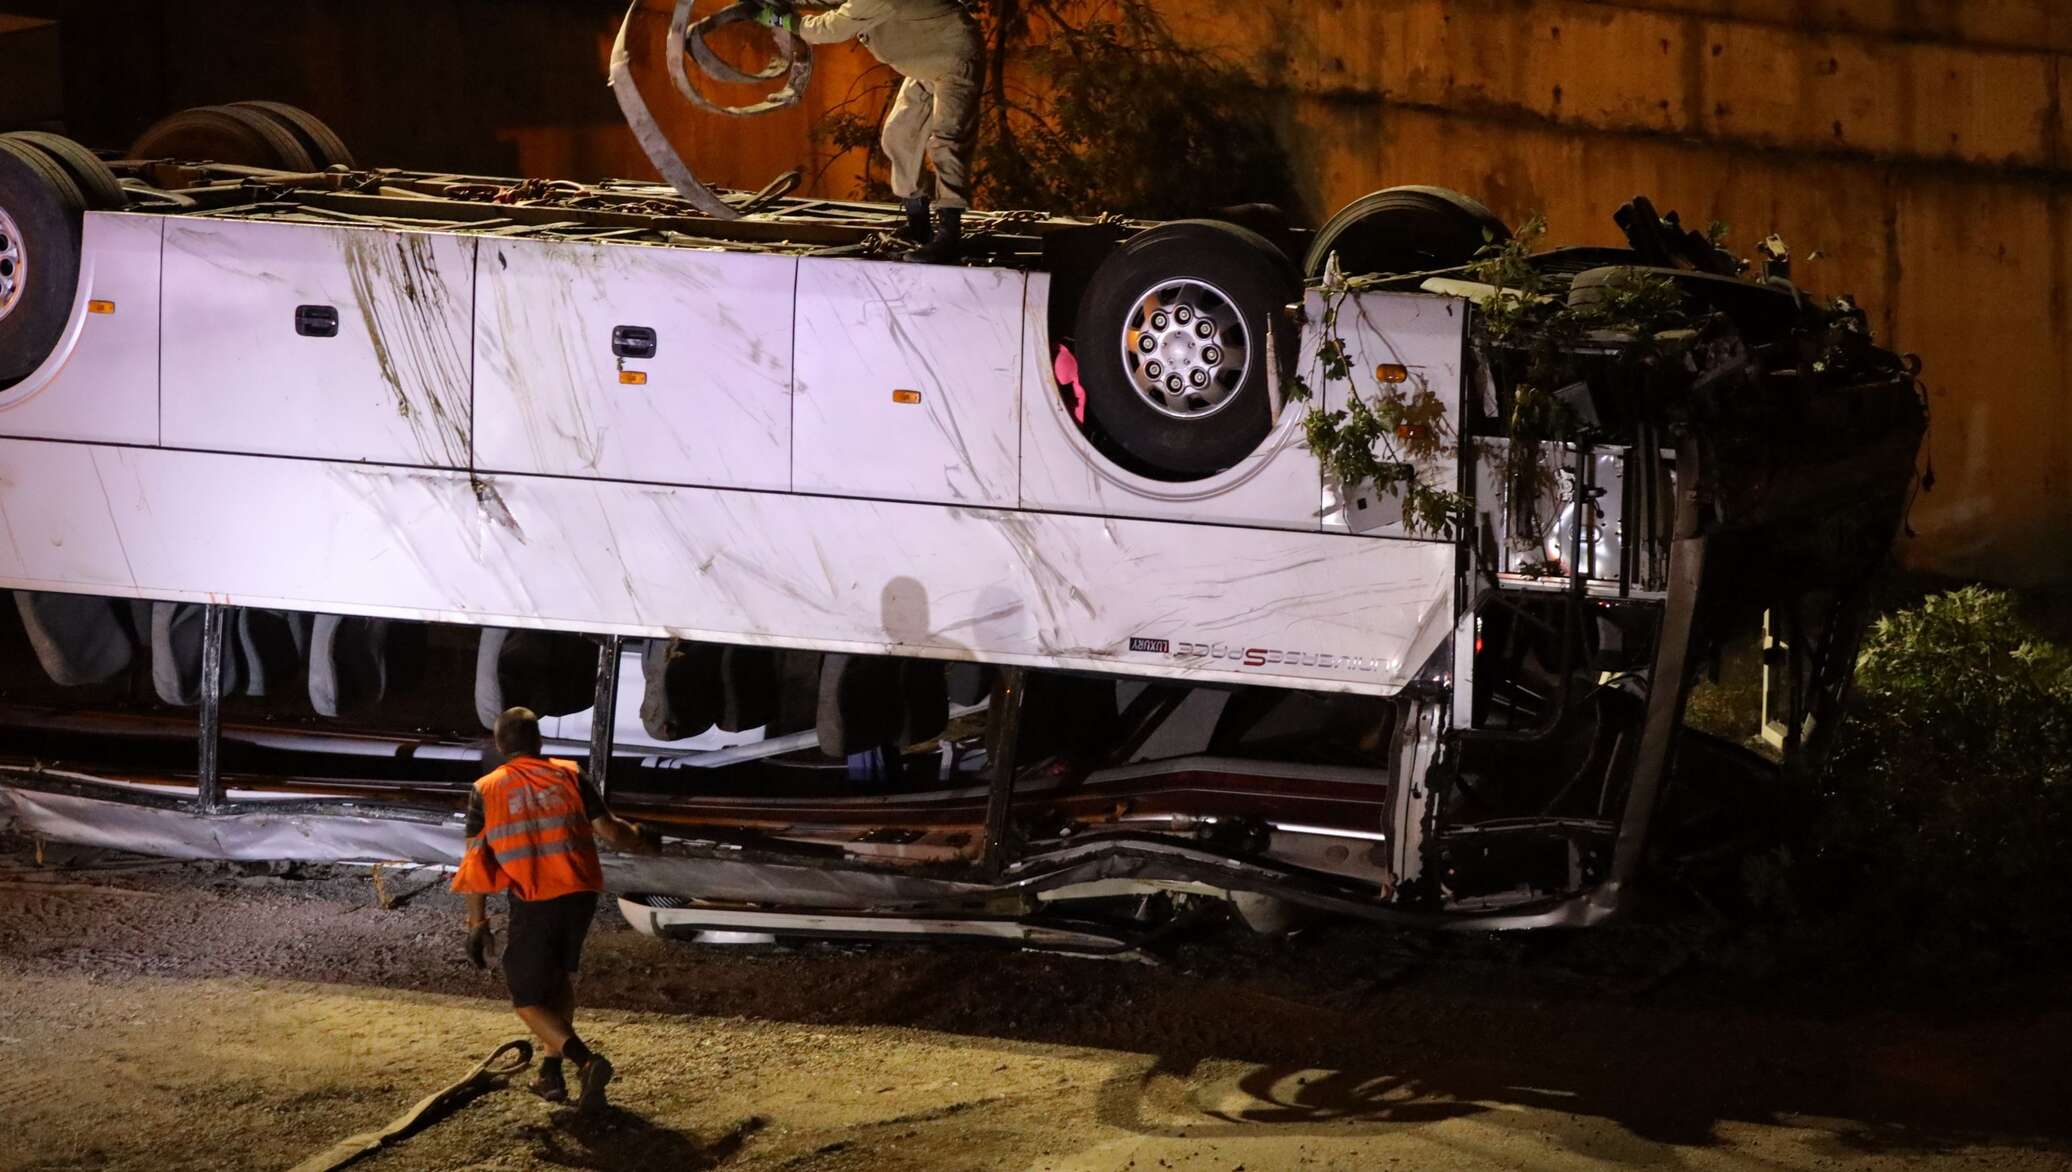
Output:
top-left (0, 205), bottom-right (24, 324)
top-left (1118, 276), bottom-right (1251, 420)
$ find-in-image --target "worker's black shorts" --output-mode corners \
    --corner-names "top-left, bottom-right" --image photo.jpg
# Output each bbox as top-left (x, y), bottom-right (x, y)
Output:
top-left (501, 891), bottom-right (600, 1008)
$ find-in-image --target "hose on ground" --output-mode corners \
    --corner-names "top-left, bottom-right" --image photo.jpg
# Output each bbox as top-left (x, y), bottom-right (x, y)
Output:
top-left (288, 1038), bottom-right (533, 1172)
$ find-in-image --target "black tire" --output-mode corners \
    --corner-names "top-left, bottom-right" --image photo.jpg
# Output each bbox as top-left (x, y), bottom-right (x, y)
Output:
top-left (0, 138), bottom-right (85, 384)
top-left (1303, 186), bottom-right (1510, 279)
top-left (1568, 265), bottom-right (1800, 339)
top-left (229, 101), bottom-right (355, 169)
top-left (1074, 219), bottom-right (1297, 480)
top-left (129, 104), bottom-right (316, 171)
top-left (2, 132), bottom-right (126, 211)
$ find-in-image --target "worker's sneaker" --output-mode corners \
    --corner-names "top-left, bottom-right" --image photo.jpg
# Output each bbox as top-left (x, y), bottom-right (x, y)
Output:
top-left (528, 1063), bottom-right (567, 1103)
top-left (900, 195), bottom-right (932, 243)
top-left (576, 1053), bottom-right (615, 1113)
top-left (906, 209), bottom-right (963, 264)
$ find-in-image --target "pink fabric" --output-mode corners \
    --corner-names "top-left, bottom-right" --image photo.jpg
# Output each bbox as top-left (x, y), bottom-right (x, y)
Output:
top-left (1053, 345), bottom-right (1085, 424)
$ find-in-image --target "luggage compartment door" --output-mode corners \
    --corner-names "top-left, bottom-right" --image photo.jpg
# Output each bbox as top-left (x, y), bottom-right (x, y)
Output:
top-left (160, 219), bottom-right (475, 467)
top-left (472, 239), bottom-right (795, 490)
top-left (793, 258), bottom-right (1024, 506)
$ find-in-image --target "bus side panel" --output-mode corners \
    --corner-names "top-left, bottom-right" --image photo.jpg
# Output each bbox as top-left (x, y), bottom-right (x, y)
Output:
top-left (160, 219), bottom-right (475, 468)
top-left (1318, 289), bottom-right (1468, 541)
top-left (0, 442), bottom-right (139, 590)
top-left (0, 212), bottom-right (162, 446)
top-left (0, 438), bottom-right (1454, 695)
top-left (792, 258), bottom-right (1023, 507)
top-left (472, 238), bottom-right (795, 491)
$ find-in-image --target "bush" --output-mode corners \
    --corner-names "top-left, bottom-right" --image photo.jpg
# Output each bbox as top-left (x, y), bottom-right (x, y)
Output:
top-left (1805, 586), bottom-right (2072, 960)
top-left (971, 10), bottom-right (1295, 219)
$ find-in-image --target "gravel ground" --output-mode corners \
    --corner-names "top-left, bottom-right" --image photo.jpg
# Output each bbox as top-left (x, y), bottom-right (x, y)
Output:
top-left (2, 837), bottom-right (2069, 1171)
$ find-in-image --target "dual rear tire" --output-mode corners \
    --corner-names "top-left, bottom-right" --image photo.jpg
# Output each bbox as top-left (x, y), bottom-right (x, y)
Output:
top-left (2, 104), bottom-right (351, 384)
top-left (128, 101), bottom-right (354, 171)
top-left (0, 137), bottom-right (88, 385)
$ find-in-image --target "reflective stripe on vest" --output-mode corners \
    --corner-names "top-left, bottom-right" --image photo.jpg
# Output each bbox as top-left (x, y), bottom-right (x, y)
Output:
top-left (485, 812), bottom-right (591, 838)
top-left (464, 757), bottom-right (604, 902)
top-left (490, 838), bottom-right (589, 865)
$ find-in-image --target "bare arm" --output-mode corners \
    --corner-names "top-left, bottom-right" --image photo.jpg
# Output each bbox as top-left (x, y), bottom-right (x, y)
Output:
top-left (461, 789), bottom-right (493, 928)
top-left (578, 767), bottom-right (656, 854)
top-left (592, 814), bottom-right (657, 855)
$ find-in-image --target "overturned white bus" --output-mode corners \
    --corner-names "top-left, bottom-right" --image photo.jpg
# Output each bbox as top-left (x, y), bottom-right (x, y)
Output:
top-left (0, 108), bottom-right (1924, 948)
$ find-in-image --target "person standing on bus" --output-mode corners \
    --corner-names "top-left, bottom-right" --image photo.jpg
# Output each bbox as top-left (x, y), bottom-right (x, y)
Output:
top-left (759, 0), bottom-right (983, 262)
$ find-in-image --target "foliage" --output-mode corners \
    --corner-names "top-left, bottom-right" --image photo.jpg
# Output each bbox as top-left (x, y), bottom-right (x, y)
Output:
top-left (1287, 282), bottom-right (1469, 537)
top-left (976, 4), bottom-right (1294, 217)
top-left (1294, 212), bottom-right (1702, 542)
top-left (1460, 216), bottom-right (1688, 558)
top-left (1463, 215), bottom-right (1549, 344)
top-left (812, 0), bottom-right (1296, 219)
top-left (1800, 587), bottom-right (2072, 958)
top-left (1466, 214), bottom-right (1689, 366)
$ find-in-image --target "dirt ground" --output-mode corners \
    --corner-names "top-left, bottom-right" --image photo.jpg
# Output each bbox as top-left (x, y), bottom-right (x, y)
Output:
top-left (2, 840), bottom-right (2070, 1171)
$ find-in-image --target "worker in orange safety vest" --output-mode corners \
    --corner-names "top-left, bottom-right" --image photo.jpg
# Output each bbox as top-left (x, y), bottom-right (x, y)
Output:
top-left (452, 706), bottom-right (654, 1111)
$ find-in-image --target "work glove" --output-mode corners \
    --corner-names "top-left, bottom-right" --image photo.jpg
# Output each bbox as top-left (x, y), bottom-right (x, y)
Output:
top-left (465, 920), bottom-right (495, 969)
top-left (754, 2), bottom-right (798, 32)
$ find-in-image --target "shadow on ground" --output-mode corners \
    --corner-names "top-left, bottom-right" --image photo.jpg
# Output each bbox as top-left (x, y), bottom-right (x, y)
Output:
top-left (519, 1107), bottom-right (763, 1170)
top-left (573, 919), bottom-right (2072, 1161)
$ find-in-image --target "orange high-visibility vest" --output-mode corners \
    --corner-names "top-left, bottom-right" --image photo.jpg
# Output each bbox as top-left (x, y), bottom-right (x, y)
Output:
top-left (449, 757), bottom-right (605, 902)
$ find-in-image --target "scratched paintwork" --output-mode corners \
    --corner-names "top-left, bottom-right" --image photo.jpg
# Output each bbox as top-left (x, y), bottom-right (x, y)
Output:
top-left (472, 236), bottom-right (792, 489)
top-left (0, 211), bottom-right (1469, 695)
top-left (339, 229), bottom-right (473, 467)
top-left (794, 257), bottom-right (1024, 507)
top-left (158, 218), bottom-right (475, 467)
top-left (0, 435), bottom-right (1455, 695)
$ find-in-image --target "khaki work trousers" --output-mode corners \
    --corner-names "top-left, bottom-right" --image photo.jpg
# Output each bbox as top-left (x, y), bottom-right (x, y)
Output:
top-left (881, 55), bottom-right (981, 210)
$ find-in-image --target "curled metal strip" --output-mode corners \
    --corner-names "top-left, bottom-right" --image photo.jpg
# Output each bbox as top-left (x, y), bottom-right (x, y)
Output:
top-left (686, 3), bottom-right (790, 84)
top-left (668, 0), bottom-right (813, 118)
top-left (607, 0), bottom-right (740, 219)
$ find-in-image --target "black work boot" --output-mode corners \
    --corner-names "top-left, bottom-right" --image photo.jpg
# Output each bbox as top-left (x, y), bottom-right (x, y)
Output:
top-left (906, 208), bottom-right (963, 264)
top-left (899, 195), bottom-right (932, 243)
top-left (576, 1052), bottom-right (615, 1113)
top-left (528, 1059), bottom-right (567, 1103)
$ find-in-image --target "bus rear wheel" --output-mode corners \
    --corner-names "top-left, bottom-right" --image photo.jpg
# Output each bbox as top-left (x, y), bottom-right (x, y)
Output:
top-left (0, 137), bottom-right (85, 385)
